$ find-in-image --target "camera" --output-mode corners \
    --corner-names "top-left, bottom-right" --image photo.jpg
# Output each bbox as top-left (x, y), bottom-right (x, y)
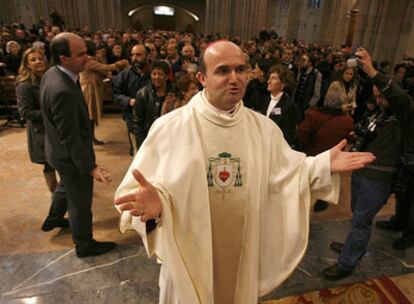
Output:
top-left (350, 122), bottom-right (377, 152)
top-left (347, 48), bottom-right (362, 68)
top-left (347, 55), bottom-right (362, 68)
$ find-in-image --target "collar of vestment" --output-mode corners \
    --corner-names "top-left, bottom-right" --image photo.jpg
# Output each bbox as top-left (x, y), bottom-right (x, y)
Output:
top-left (57, 65), bottom-right (79, 83)
top-left (195, 90), bottom-right (243, 127)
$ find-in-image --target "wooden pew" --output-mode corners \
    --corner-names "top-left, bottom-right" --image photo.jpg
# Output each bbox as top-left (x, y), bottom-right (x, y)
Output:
top-left (0, 76), bottom-right (25, 128)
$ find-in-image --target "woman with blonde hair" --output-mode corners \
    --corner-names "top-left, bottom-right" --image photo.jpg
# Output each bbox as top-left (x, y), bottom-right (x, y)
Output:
top-left (16, 47), bottom-right (69, 230)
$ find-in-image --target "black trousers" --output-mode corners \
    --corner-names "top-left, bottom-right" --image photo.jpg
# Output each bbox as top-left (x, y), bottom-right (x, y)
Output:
top-left (46, 172), bottom-right (94, 247)
top-left (392, 174), bottom-right (414, 240)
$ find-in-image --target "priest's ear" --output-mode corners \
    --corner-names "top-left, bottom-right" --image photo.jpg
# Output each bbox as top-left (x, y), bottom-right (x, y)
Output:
top-left (196, 71), bottom-right (206, 88)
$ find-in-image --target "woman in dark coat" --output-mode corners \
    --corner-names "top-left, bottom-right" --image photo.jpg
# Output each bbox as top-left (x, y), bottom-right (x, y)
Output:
top-left (244, 58), bottom-right (276, 111)
top-left (16, 47), bottom-right (58, 192)
top-left (262, 64), bottom-right (298, 146)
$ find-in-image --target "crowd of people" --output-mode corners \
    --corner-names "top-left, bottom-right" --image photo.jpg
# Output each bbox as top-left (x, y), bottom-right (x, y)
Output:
top-left (2, 15), bottom-right (414, 301)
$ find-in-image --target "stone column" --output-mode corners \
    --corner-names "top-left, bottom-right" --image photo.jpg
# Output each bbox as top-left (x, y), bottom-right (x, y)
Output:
top-left (32, 0), bottom-right (49, 26)
top-left (319, 0), bottom-right (349, 46)
top-left (205, 0), bottom-right (270, 39)
top-left (204, 0), bottom-right (232, 35)
top-left (375, 0), bottom-right (414, 63)
top-left (243, 0), bottom-right (268, 38)
top-left (0, 0), bottom-right (17, 24)
top-left (285, 0), bottom-right (302, 42)
top-left (345, 8), bottom-right (359, 46)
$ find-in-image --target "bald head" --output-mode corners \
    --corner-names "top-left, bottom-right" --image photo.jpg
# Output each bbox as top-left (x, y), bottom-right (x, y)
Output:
top-left (50, 32), bottom-right (88, 74)
top-left (199, 41), bottom-right (244, 74)
top-left (50, 32), bottom-right (83, 65)
top-left (196, 40), bottom-right (248, 111)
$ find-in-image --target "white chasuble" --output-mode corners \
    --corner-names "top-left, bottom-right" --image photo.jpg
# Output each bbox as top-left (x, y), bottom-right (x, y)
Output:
top-left (115, 91), bottom-right (340, 304)
top-left (197, 99), bottom-right (248, 304)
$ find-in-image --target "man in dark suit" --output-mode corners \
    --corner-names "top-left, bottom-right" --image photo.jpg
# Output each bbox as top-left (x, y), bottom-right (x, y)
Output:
top-left (40, 32), bottom-right (115, 258)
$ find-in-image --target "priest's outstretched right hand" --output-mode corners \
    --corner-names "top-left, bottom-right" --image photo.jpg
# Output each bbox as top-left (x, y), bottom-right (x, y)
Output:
top-left (114, 169), bottom-right (162, 222)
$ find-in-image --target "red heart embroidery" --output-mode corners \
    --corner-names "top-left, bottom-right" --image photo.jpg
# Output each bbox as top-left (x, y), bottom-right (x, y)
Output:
top-left (219, 170), bottom-right (230, 182)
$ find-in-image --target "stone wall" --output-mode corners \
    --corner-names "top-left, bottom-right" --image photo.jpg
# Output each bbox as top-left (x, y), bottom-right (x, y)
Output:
top-left (270, 0), bottom-right (414, 64)
top-left (1, 0), bottom-right (413, 63)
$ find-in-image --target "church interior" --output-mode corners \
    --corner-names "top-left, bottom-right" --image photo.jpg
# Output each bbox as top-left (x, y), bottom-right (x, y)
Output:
top-left (1, 0), bottom-right (414, 303)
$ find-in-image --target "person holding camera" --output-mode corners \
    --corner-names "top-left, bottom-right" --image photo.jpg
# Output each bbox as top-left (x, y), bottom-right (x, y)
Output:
top-left (112, 44), bottom-right (151, 155)
top-left (323, 47), bottom-right (406, 280)
top-left (374, 75), bottom-right (414, 249)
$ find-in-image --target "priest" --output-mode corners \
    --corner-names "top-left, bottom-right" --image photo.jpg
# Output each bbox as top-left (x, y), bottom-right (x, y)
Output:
top-left (114, 41), bottom-right (375, 304)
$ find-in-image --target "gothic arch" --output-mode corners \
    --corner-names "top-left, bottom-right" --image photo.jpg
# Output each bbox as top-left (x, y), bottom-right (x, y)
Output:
top-left (127, 3), bottom-right (201, 31)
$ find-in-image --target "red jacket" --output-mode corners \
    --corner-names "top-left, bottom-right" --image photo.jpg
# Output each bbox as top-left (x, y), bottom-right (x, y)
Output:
top-left (297, 108), bottom-right (354, 156)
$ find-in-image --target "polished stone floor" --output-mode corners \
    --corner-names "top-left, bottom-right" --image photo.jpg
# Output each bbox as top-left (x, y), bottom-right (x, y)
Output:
top-left (1, 114), bottom-right (413, 304)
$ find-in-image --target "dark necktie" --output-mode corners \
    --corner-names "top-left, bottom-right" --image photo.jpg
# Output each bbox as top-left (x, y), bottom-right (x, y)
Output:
top-left (76, 79), bottom-right (81, 90)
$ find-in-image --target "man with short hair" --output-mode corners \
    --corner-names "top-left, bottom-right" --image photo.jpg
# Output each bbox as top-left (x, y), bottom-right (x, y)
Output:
top-left (294, 54), bottom-right (322, 121)
top-left (166, 43), bottom-right (179, 65)
top-left (323, 49), bottom-right (407, 279)
top-left (145, 41), bottom-right (158, 61)
top-left (282, 46), bottom-right (298, 78)
top-left (181, 43), bottom-right (196, 61)
top-left (40, 32), bottom-right (115, 258)
top-left (115, 41), bottom-right (374, 303)
top-left (112, 44), bottom-right (151, 155)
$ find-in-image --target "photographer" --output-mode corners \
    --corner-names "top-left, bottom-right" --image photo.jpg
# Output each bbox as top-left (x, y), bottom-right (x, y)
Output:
top-left (112, 44), bottom-right (151, 155)
top-left (323, 47), bottom-right (405, 280)
top-left (372, 65), bottom-right (414, 250)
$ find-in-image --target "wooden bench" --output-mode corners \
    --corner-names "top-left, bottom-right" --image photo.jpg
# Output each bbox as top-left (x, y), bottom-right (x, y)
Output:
top-left (0, 76), bottom-right (25, 128)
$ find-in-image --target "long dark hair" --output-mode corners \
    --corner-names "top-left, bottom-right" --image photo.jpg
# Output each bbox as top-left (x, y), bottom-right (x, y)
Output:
top-left (335, 66), bottom-right (357, 87)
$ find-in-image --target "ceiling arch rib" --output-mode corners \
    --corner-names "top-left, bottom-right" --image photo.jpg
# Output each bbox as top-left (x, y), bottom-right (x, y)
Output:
top-left (128, 4), bottom-right (199, 21)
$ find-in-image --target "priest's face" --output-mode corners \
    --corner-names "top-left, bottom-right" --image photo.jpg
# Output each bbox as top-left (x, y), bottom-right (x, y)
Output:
top-left (197, 41), bottom-right (248, 111)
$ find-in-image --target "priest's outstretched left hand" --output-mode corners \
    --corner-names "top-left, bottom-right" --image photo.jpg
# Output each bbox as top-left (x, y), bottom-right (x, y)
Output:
top-left (330, 139), bottom-right (375, 173)
top-left (114, 169), bottom-right (162, 222)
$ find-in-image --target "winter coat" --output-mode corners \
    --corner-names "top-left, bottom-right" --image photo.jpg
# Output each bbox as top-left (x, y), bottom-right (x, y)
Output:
top-left (16, 77), bottom-right (46, 164)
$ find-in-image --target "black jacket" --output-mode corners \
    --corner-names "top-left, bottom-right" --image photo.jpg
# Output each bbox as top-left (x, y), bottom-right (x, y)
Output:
top-left (243, 79), bottom-right (268, 111)
top-left (16, 78), bottom-right (46, 164)
top-left (261, 92), bottom-right (298, 146)
top-left (112, 66), bottom-right (150, 130)
top-left (354, 73), bottom-right (414, 183)
top-left (40, 66), bottom-right (96, 174)
top-left (355, 109), bottom-right (401, 183)
top-left (295, 67), bottom-right (322, 108)
top-left (4, 53), bottom-right (21, 75)
top-left (133, 82), bottom-right (172, 148)
top-left (372, 73), bottom-right (414, 158)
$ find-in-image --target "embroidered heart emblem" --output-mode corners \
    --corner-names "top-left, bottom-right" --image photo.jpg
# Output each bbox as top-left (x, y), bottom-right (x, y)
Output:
top-left (219, 170), bottom-right (230, 182)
